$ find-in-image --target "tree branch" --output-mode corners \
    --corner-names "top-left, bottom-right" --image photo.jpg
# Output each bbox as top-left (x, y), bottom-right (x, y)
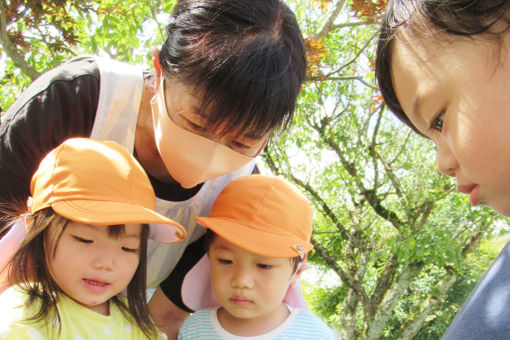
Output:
top-left (365, 262), bottom-right (423, 339)
top-left (394, 269), bottom-right (457, 340)
top-left (314, 0), bottom-right (348, 40)
top-left (312, 237), bottom-right (370, 308)
top-left (0, 0), bottom-right (39, 80)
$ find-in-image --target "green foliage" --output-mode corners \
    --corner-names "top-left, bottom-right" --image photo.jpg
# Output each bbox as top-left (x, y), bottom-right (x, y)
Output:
top-left (1, 1), bottom-right (507, 339)
top-left (0, 0), bottom-right (177, 116)
top-left (263, 1), bottom-right (505, 339)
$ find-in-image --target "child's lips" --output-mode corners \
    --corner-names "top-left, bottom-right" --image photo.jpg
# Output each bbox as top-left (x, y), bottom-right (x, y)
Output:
top-left (83, 278), bottom-right (110, 291)
top-left (457, 184), bottom-right (480, 206)
top-left (230, 295), bottom-right (252, 305)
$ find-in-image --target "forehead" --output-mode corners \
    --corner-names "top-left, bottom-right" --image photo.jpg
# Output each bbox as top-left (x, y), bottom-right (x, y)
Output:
top-left (391, 30), bottom-right (502, 122)
top-left (64, 221), bottom-right (142, 237)
top-left (390, 36), bottom-right (440, 126)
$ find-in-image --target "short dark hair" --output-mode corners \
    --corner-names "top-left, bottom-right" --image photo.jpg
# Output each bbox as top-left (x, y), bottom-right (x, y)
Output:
top-left (375, 0), bottom-right (510, 132)
top-left (159, 0), bottom-right (306, 138)
top-left (7, 208), bottom-right (156, 338)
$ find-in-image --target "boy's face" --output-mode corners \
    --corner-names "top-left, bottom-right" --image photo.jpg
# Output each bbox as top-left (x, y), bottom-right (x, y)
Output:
top-left (209, 235), bottom-right (297, 323)
top-left (390, 31), bottom-right (510, 216)
top-left (46, 222), bottom-right (142, 315)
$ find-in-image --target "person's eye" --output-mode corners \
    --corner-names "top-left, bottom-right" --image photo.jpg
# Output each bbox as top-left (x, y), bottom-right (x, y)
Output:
top-left (430, 111), bottom-right (445, 132)
top-left (73, 236), bottom-right (92, 244)
top-left (257, 263), bottom-right (273, 270)
top-left (217, 258), bottom-right (232, 265)
top-left (184, 118), bottom-right (208, 133)
top-left (230, 141), bottom-right (251, 150)
top-left (121, 247), bottom-right (139, 253)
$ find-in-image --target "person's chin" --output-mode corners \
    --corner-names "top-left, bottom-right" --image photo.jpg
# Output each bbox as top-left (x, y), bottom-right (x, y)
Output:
top-left (491, 202), bottom-right (510, 217)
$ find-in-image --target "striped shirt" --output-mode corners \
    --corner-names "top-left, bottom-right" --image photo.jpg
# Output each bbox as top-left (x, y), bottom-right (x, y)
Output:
top-left (178, 306), bottom-right (335, 339)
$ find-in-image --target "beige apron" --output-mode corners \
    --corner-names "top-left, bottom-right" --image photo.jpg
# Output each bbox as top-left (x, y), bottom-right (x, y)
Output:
top-left (90, 57), bottom-right (255, 288)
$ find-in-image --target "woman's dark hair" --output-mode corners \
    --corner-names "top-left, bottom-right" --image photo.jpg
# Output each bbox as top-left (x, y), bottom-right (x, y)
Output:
top-left (375, 0), bottom-right (510, 132)
top-left (160, 0), bottom-right (306, 138)
top-left (7, 208), bottom-right (156, 338)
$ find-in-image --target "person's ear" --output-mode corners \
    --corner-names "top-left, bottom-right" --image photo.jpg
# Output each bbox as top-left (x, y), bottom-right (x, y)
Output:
top-left (152, 48), bottom-right (163, 87)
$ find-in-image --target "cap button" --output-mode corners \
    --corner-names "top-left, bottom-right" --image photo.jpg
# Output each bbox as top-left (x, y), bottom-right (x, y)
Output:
top-left (292, 244), bottom-right (306, 256)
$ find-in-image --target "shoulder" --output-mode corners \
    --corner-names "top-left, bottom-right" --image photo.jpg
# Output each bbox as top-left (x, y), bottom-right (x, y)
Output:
top-left (4, 56), bottom-right (100, 119)
top-left (179, 308), bottom-right (217, 339)
top-left (0, 287), bottom-right (47, 339)
top-left (2, 56), bottom-right (101, 135)
top-left (181, 308), bottom-right (214, 327)
top-left (285, 308), bottom-right (335, 339)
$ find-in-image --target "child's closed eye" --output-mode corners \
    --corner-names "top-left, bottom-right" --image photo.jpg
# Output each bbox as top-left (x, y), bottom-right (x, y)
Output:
top-left (257, 263), bottom-right (273, 270)
top-left (121, 247), bottom-right (139, 253)
top-left (217, 258), bottom-right (232, 265)
top-left (73, 236), bottom-right (92, 244)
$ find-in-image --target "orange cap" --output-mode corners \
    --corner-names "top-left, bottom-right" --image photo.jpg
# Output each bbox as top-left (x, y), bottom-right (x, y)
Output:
top-left (30, 138), bottom-right (186, 243)
top-left (195, 175), bottom-right (313, 257)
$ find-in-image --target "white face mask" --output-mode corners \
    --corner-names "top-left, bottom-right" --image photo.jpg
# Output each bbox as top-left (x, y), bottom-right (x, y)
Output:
top-left (151, 79), bottom-right (258, 189)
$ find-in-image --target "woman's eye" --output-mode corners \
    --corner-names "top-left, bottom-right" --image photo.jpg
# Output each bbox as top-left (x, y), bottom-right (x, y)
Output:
top-left (230, 141), bottom-right (251, 150)
top-left (121, 247), bottom-right (138, 253)
top-left (430, 112), bottom-right (445, 131)
top-left (73, 236), bottom-right (92, 244)
top-left (186, 119), bottom-right (208, 133)
top-left (257, 263), bottom-right (273, 270)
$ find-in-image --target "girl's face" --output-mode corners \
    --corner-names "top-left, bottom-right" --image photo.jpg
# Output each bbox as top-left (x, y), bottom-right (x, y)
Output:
top-left (208, 236), bottom-right (297, 327)
top-left (46, 222), bottom-right (142, 315)
top-left (391, 30), bottom-right (510, 216)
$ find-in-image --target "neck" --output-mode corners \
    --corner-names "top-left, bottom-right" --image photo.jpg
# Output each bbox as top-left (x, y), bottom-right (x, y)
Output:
top-left (217, 303), bottom-right (290, 337)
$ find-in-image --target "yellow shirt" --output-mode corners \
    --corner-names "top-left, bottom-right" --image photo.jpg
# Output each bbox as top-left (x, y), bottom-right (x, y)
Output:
top-left (0, 286), bottom-right (166, 339)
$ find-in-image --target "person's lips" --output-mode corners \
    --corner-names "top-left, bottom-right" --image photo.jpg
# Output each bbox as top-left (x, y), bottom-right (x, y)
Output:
top-left (230, 295), bottom-right (252, 305)
top-left (83, 278), bottom-right (111, 292)
top-left (457, 184), bottom-right (480, 206)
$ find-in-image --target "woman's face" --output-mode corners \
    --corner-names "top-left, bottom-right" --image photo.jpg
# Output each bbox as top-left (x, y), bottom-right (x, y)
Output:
top-left (151, 78), bottom-right (270, 188)
top-left (391, 30), bottom-right (510, 215)
top-left (162, 80), bottom-right (269, 157)
top-left (46, 222), bottom-right (142, 315)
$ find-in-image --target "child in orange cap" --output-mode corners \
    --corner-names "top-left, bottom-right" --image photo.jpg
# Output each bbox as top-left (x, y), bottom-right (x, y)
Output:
top-left (0, 138), bottom-right (186, 339)
top-left (178, 175), bottom-right (334, 339)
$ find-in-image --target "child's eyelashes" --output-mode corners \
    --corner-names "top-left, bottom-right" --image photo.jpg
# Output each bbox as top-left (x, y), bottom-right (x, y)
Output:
top-left (73, 236), bottom-right (92, 244)
top-left (256, 263), bottom-right (273, 270)
top-left (217, 258), bottom-right (232, 265)
top-left (430, 111), bottom-right (445, 132)
top-left (72, 235), bottom-right (138, 253)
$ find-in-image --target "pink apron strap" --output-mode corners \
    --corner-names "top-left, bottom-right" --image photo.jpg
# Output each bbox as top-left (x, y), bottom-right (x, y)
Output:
top-left (0, 218), bottom-right (29, 294)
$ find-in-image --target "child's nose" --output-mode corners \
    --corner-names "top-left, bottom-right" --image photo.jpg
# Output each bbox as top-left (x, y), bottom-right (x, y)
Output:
top-left (231, 265), bottom-right (254, 289)
top-left (436, 142), bottom-right (457, 177)
top-left (92, 246), bottom-right (114, 270)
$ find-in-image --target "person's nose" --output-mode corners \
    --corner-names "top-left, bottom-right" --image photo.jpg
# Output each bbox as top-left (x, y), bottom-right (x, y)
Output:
top-left (231, 265), bottom-right (254, 290)
top-left (436, 141), bottom-right (457, 177)
top-left (91, 244), bottom-right (115, 271)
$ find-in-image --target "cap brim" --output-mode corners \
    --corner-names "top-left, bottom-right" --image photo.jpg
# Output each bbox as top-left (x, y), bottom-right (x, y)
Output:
top-left (195, 216), bottom-right (312, 257)
top-left (52, 200), bottom-right (186, 244)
